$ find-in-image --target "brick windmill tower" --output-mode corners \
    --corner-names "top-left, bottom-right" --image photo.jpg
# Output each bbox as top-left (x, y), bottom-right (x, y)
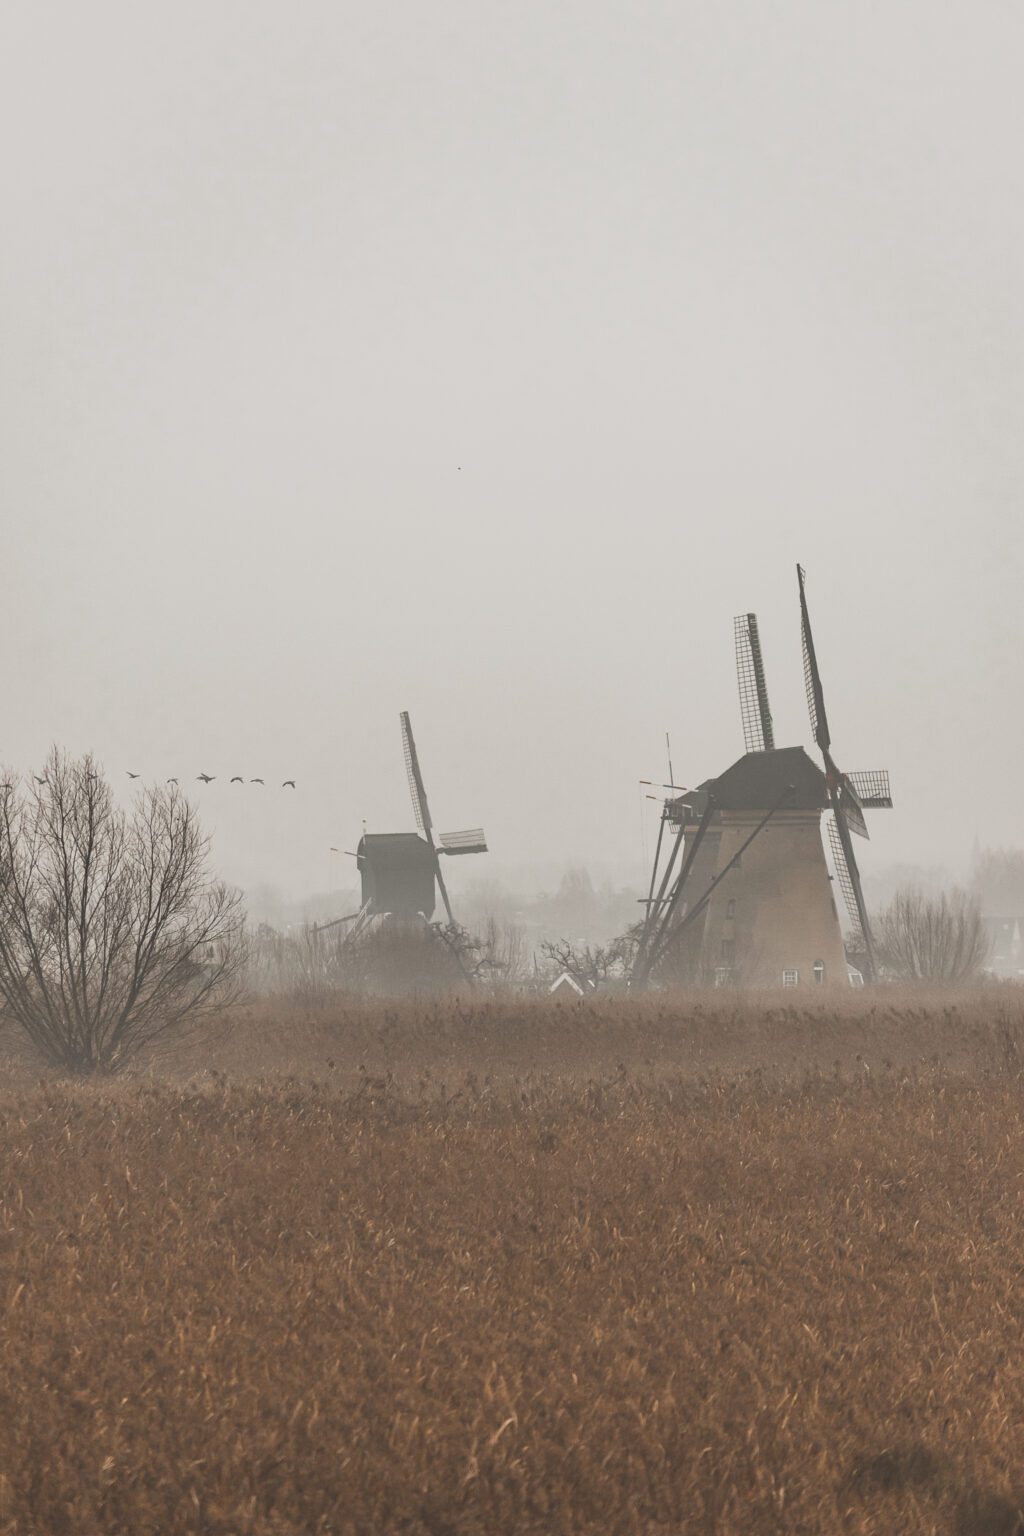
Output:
top-left (633, 573), bottom-right (891, 988)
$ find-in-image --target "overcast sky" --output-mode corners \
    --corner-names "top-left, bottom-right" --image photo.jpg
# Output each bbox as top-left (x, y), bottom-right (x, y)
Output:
top-left (2, 2), bottom-right (1021, 901)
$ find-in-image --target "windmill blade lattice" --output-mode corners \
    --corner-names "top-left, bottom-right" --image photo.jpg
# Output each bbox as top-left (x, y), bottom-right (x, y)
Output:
top-left (796, 563), bottom-right (879, 979)
top-left (826, 814), bottom-right (866, 945)
top-left (400, 711), bottom-right (433, 836)
top-left (846, 770), bottom-right (893, 809)
top-left (798, 565), bottom-right (831, 752)
top-left (438, 828), bottom-right (488, 855)
top-left (734, 613), bottom-right (775, 753)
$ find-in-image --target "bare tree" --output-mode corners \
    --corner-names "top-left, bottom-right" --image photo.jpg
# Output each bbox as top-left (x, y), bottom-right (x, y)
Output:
top-left (0, 749), bottom-right (244, 1072)
top-left (460, 916), bottom-right (529, 988)
top-left (877, 885), bottom-right (990, 984)
top-left (540, 931), bottom-right (637, 989)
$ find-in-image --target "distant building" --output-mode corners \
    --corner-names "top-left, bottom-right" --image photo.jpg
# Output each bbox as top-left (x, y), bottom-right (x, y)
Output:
top-left (548, 971), bottom-right (589, 998)
top-left (982, 916), bottom-right (1024, 978)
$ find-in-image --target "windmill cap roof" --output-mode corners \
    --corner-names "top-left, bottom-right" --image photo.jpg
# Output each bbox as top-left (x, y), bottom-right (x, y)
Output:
top-left (711, 746), bottom-right (828, 812)
top-left (357, 832), bottom-right (435, 868)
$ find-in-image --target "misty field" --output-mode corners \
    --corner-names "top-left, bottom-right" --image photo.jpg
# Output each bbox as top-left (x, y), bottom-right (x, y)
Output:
top-left (3, 994), bottom-right (1024, 1533)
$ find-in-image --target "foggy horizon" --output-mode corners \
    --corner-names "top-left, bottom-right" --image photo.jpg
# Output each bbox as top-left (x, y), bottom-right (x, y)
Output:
top-left (4, 3), bottom-right (1021, 905)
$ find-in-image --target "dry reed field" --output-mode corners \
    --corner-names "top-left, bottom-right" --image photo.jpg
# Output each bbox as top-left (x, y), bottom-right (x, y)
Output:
top-left (3, 992), bottom-right (1024, 1533)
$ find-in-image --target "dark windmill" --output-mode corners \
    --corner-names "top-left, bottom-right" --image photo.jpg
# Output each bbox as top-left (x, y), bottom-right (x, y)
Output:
top-left (341, 711), bottom-right (487, 942)
top-left (633, 591), bottom-right (891, 989)
top-left (797, 564), bottom-right (892, 981)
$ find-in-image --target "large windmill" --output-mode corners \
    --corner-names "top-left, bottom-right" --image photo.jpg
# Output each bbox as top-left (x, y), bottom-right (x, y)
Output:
top-left (633, 586), bottom-right (891, 989)
top-left (633, 610), bottom-right (814, 987)
top-left (343, 711), bottom-right (487, 941)
top-left (796, 564), bottom-right (892, 981)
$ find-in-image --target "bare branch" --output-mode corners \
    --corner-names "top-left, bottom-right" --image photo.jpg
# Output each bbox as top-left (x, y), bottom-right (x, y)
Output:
top-left (0, 751), bottom-right (245, 1072)
top-left (876, 886), bottom-right (990, 985)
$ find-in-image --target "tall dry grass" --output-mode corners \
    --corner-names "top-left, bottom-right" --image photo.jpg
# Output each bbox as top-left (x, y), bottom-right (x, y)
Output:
top-left (148, 983), bottom-right (1024, 1090)
top-left (1, 991), bottom-right (1024, 1532)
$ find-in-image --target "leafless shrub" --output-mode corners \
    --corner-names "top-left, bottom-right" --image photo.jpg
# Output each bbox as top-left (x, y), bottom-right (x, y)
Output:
top-left (540, 931), bottom-right (637, 987)
top-left (473, 915), bottom-right (530, 987)
top-left (248, 915), bottom-right (533, 999)
top-left (877, 885), bottom-right (991, 984)
top-left (0, 749), bottom-right (244, 1072)
top-left (246, 921), bottom-right (351, 1003)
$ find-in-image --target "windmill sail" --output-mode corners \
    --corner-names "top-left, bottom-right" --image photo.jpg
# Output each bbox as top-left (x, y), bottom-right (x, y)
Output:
top-left (796, 564), bottom-right (878, 980)
top-left (846, 770), bottom-right (893, 809)
top-left (838, 782), bottom-right (869, 840)
top-left (438, 828), bottom-right (488, 855)
top-left (734, 613), bottom-right (775, 753)
top-left (397, 711), bottom-right (489, 928)
top-left (798, 565), bottom-right (831, 752)
top-left (826, 814), bottom-right (865, 945)
top-left (400, 711), bottom-right (433, 836)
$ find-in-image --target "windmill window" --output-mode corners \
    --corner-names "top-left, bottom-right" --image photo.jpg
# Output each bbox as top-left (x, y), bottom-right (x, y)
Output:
top-left (782, 969), bottom-right (799, 988)
top-left (726, 899), bottom-right (736, 919)
top-left (813, 960), bottom-right (826, 984)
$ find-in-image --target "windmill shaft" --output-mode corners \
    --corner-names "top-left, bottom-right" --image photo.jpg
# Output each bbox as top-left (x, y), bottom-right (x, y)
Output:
top-left (634, 809), bottom-right (687, 977)
top-left (433, 852), bottom-right (456, 927)
top-left (644, 812), bottom-right (667, 919)
top-left (634, 798), bottom-right (716, 988)
top-left (644, 797), bottom-right (717, 973)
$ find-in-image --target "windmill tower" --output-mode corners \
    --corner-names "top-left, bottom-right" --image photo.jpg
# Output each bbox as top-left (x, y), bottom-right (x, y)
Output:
top-left (345, 711), bottom-right (487, 941)
top-left (633, 584), bottom-right (891, 988)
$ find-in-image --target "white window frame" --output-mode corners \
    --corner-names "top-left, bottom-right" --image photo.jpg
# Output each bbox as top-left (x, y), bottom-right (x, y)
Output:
top-left (782, 969), bottom-right (799, 988)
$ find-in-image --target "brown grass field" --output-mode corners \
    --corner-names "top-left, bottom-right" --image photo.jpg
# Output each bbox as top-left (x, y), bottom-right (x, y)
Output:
top-left (3, 990), bottom-right (1024, 1533)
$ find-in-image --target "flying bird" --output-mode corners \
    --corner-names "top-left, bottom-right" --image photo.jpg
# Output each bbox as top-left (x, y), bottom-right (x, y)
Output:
top-left (33, 776), bottom-right (46, 785)
top-left (282, 780), bottom-right (296, 788)
top-left (126, 771), bottom-right (140, 779)
top-left (230, 776), bottom-right (244, 784)
top-left (249, 778), bottom-right (264, 784)
top-left (166, 778), bottom-right (178, 785)
top-left (197, 773), bottom-right (215, 784)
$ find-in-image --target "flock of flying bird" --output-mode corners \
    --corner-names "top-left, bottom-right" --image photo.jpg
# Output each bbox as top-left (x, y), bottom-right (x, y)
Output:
top-left (125, 773), bottom-right (297, 787)
top-left (16, 772), bottom-right (297, 789)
